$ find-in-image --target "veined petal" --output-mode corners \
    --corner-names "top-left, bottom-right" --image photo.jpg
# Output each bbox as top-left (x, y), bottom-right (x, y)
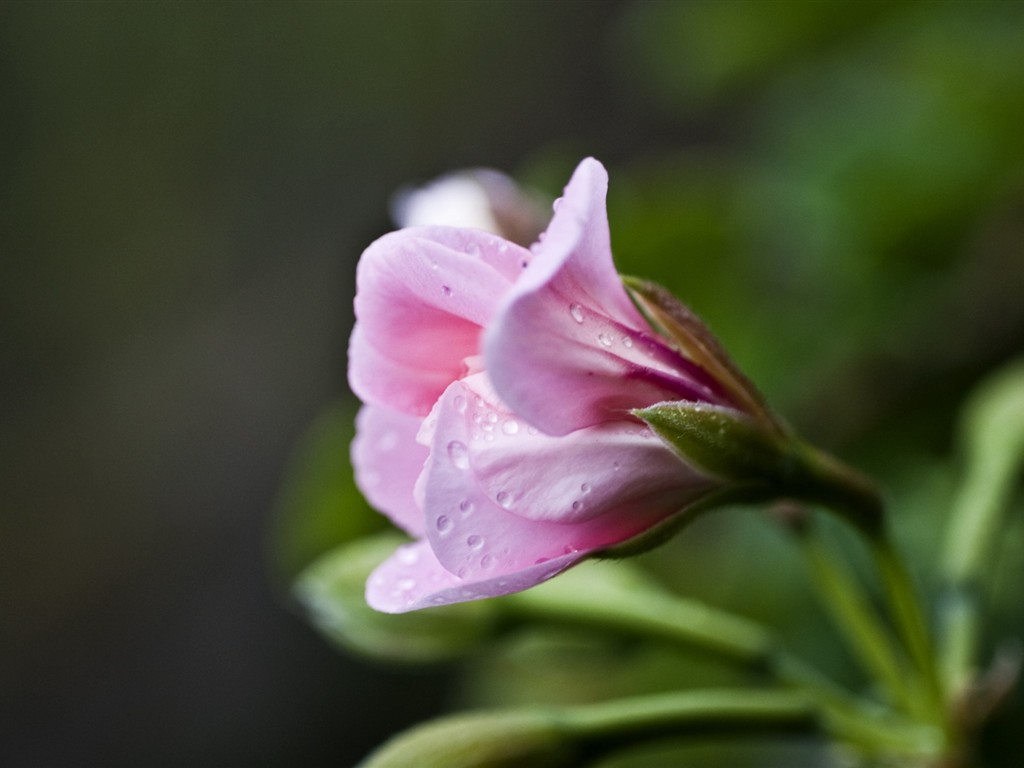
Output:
top-left (349, 226), bottom-right (532, 415)
top-left (485, 158), bottom-right (727, 436)
top-left (351, 405), bottom-right (429, 537)
top-left (365, 540), bottom-right (580, 613)
top-left (420, 377), bottom-right (714, 582)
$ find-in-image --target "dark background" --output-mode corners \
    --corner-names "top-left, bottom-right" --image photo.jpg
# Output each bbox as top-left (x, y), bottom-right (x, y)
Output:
top-left (3, 2), bottom-right (1023, 766)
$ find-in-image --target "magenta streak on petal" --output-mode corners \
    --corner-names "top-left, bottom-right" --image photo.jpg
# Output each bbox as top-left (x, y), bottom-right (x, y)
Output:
top-left (599, 317), bottom-right (739, 408)
top-left (621, 362), bottom-right (727, 407)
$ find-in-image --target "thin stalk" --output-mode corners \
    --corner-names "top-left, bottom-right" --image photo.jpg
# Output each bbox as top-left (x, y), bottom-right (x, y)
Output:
top-left (871, 530), bottom-right (945, 721)
top-left (502, 571), bottom-right (934, 756)
top-left (796, 522), bottom-right (920, 715)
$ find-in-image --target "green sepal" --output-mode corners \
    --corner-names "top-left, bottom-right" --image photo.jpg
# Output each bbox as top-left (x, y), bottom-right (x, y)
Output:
top-left (633, 402), bottom-right (787, 484)
top-left (635, 402), bottom-right (883, 534)
top-left (295, 533), bottom-right (498, 664)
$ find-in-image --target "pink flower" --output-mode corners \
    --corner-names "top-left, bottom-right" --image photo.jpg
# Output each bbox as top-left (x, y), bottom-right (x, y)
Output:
top-left (349, 158), bottom-right (748, 613)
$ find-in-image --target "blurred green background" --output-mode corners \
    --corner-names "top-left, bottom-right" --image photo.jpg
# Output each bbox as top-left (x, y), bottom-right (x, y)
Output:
top-left (2, 1), bottom-right (1023, 766)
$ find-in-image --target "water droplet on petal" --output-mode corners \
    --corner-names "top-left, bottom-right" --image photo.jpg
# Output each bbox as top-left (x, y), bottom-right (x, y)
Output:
top-left (552, 196), bottom-right (563, 211)
top-left (563, 545), bottom-right (578, 555)
top-left (453, 395), bottom-right (467, 413)
top-left (580, 482), bottom-right (591, 493)
top-left (569, 303), bottom-right (584, 323)
top-left (441, 285), bottom-right (452, 296)
top-left (467, 534), bottom-right (484, 550)
top-left (480, 553), bottom-right (495, 569)
top-left (456, 567), bottom-right (468, 578)
top-left (527, 425), bottom-right (539, 435)
top-left (501, 419), bottom-right (519, 435)
top-left (378, 431), bottom-right (398, 451)
top-left (597, 332), bottom-right (613, 347)
top-left (498, 242), bottom-right (509, 254)
top-left (466, 242), bottom-right (480, 257)
top-left (622, 335), bottom-right (634, 348)
top-left (496, 491), bottom-right (513, 509)
top-left (447, 440), bottom-right (470, 469)
top-left (436, 515), bottom-right (452, 533)
top-left (486, 412), bottom-right (498, 424)
top-left (534, 557), bottom-right (550, 565)
top-left (459, 499), bottom-right (475, 516)
top-left (398, 547), bottom-right (419, 565)
top-left (396, 578), bottom-right (416, 591)
top-left (571, 500), bottom-right (583, 511)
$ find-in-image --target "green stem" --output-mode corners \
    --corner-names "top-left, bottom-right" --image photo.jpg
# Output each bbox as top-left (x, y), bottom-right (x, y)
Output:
top-left (560, 688), bottom-right (817, 743)
top-left (781, 440), bottom-right (944, 724)
top-left (501, 568), bottom-right (933, 756)
top-left (871, 530), bottom-right (944, 721)
top-left (796, 522), bottom-right (919, 715)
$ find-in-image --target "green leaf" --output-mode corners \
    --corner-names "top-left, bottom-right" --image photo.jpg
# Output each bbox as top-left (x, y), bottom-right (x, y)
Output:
top-left (295, 533), bottom-right (498, 664)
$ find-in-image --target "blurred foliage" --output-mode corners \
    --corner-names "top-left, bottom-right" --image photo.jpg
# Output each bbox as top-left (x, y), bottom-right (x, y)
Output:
top-left (5, 0), bottom-right (1022, 765)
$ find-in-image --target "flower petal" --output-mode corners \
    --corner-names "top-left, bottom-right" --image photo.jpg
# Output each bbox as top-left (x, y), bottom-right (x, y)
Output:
top-left (419, 377), bottom-right (712, 582)
top-left (349, 226), bottom-right (532, 415)
top-left (448, 375), bottom-right (716, 524)
top-left (365, 540), bottom-right (581, 613)
top-left (351, 405), bottom-right (429, 537)
top-left (485, 158), bottom-right (724, 435)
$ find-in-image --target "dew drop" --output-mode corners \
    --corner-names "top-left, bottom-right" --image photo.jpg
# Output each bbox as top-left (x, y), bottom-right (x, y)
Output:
top-left (486, 412), bottom-right (498, 424)
top-left (431, 596), bottom-right (447, 604)
top-left (552, 196), bottom-right (563, 211)
top-left (396, 578), bottom-right (416, 591)
top-left (501, 419), bottom-right (519, 435)
top-left (480, 554), bottom-right (495, 569)
top-left (435, 515), bottom-right (452, 533)
top-left (569, 303), bottom-right (584, 323)
top-left (459, 499), bottom-right (475, 516)
top-left (378, 431), bottom-right (398, 451)
top-left (456, 567), bottom-right (468, 578)
top-left (498, 242), bottom-right (509, 254)
top-left (496, 491), bottom-right (513, 509)
top-left (612, 461), bottom-right (621, 471)
top-left (527, 425), bottom-right (539, 436)
top-left (441, 285), bottom-right (452, 296)
top-left (563, 545), bottom-right (578, 555)
top-left (447, 440), bottom-right (470, 469)
top-left (398, 547), bottom-right (420, 565)
top-left (571, 500), bottom-right (583, 511)
top-left (622, 335), bottom-right (634, 348)
top-left (467, 534), bottom-right (484, 550)
top-left (453, 395), bottom-right (467, 413)
top-left (466, 242), bottom-right (480, 257)
top-left (484, 433), bottom-right (495, 442)
top-left (534, 557), bottom-right (550, 565)
top-left (580, 482), bottom-right (591, 493)
top-left (597, 332), bottom-right (613, 347)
